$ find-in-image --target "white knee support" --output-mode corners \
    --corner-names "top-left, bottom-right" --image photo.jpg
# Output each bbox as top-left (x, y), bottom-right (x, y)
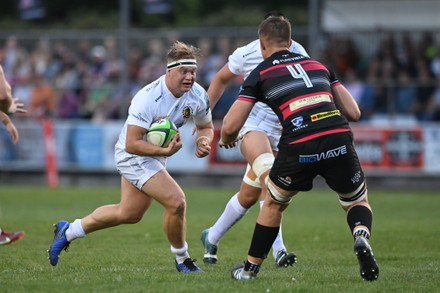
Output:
top-left (243, 153), bottom-right (274, 188)
top-left (252, 153), bottom-right (275, 178)
top-left (243, 164), bottom-right (261, 188)
top-left (267, 180), bottom-right (292, 205)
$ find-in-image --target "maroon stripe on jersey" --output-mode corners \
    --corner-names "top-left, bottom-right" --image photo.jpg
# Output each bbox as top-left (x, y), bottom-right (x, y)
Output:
top-left (299, 60), bottom-right (329, 73)
top-left (260, 60), bottom-right (328, 79)
top-left (289, 128), bottom-right (350, 144)
top-left (260, 64), bottom-right (288, 76)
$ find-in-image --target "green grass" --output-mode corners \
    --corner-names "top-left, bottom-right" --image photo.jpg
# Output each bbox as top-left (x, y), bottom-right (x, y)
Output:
top-left (0, 186), bottom-right (439, 292)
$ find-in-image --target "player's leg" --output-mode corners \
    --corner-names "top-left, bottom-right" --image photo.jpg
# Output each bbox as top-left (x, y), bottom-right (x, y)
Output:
top-left (81, 176), bottom-right (153, 233)
top-left (142, 170), bottom-right (186, 252)
top-left (241, 130), bottom-right (296, 266)
top-left (48, 176), bottom-right (153, 266)
top-left (232, 179), bottom-right (297, 280)
top-left (323, 133), bottom-right (378, 281)
top-left (142, 170), bottom-right (202, 273)
top-left (202, 165), bottom-right (261, 264)
top-left (341, 188), bottom-right (378, 281)
top-left (202, 130), bottom-right (273, 264)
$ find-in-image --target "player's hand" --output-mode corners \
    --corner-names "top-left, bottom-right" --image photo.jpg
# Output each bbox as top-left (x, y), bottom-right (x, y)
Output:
top-left (218, 134), bottom-right (243, 149)
top-left (165, 132), bottom-right (182, 156)
top-left (195, 136), bottom-right (211, 158)
top-left (8, 98), bottom-right (27, 114)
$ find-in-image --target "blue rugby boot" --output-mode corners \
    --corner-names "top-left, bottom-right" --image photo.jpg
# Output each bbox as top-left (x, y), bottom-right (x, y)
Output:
top-left (48, 220), bottom-right (70, 266)
top-left (175, 258), bottom-right (203, 273)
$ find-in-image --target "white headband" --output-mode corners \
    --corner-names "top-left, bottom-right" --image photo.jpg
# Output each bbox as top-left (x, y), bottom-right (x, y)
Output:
top-left (167, 59), bottom-right (197, 70)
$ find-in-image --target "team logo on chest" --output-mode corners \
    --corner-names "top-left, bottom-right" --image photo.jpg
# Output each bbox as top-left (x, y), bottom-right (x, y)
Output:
top-left (182, 106), bottom-right (193, 118)
top-left (291, 116), bottom-right (303, 127)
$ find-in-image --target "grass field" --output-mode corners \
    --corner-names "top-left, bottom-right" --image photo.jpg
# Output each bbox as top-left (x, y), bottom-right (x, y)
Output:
top-left (0, 185), bottom-right (439, 292)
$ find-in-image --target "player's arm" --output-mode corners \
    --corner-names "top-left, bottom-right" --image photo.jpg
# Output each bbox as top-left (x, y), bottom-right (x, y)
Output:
top-left (0, 65), bottom-right (26, 114)
top-left (333, 84), bottom-right (361, 122)
top-left (194, 121), bottom-right (214, 158)
top-left (207, 64), bottom-right (238, 110)
top-left (220, 99), bottom-right (253, 148)
top-left (0, 65), bottom-right (12, 113)
top-left (125, 124), bottom-right (182, 157)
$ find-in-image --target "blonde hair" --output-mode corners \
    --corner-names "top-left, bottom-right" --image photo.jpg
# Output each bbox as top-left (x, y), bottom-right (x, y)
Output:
top-left (166, 41), bottom-right (201, 64)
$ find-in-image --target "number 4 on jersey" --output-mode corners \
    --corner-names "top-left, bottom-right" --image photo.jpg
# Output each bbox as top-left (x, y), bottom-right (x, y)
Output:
top-left (287, 64), bottom-right (313, 88)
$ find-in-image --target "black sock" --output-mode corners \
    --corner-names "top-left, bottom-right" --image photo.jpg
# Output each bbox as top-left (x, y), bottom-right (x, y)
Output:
top-left (244, 260), bottom-right (261, 274)
top-left (347, 205), bottom-right (372, 238)
top-left (248, 223), bottom-right (279, 259)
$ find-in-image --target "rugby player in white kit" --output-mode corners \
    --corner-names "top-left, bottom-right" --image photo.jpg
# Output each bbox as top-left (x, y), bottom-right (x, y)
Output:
top-left (49, 41), bottom-right (213, 274)
top-left (201, 11), bottom-right (309, 267)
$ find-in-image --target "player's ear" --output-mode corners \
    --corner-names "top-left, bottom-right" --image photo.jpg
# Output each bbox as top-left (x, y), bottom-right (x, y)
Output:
top-left (289, 39), bottom-right (292, 47)
top-left (260, 39), bottom-right (266, 52)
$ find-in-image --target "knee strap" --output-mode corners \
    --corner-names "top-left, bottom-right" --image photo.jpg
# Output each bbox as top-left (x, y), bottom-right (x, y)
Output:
top-left (267, 180), bottom-right (292, 205)
top-left (338, 181), bottom-right (367, 207)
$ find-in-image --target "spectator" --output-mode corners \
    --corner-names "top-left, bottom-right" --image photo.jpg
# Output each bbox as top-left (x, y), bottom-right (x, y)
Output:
top-left (29, 73), bottom-right (56, 118)
top-left (414, 59), bottom-right (436, 120)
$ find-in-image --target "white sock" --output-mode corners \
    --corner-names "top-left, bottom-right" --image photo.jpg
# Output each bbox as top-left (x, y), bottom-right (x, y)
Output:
top-left (171, 242), bottom-right (189, 264)
top-left (259, 200), bottom-right (287, 258)
top-left (272, 222), bottom-right (286, 258)
top-left (208, 192), bottom-right (248, 245)
top-left (65, 219), bottom-right (86, 242)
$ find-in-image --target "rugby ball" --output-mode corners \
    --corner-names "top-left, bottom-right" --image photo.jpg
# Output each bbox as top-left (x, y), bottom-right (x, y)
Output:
top-left (146, 119), bottom-right (178, 147)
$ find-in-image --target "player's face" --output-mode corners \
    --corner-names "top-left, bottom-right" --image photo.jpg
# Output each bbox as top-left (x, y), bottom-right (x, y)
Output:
top-left (166, 66), bottom-right (197, 97)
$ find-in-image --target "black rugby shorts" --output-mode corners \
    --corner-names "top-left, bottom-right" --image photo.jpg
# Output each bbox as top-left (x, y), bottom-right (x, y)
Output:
top-left (270, 132), bottom-right (364, 193)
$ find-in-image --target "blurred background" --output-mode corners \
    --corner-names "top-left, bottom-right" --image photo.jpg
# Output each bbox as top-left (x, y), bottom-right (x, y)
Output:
top-left (0, 0), bottom-right (439, 189)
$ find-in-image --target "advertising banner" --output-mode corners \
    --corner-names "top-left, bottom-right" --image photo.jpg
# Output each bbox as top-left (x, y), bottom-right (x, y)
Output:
top-left (2, 120), bottom-right (439, 174)
top-left (351, 125), bottom-right (423, 170)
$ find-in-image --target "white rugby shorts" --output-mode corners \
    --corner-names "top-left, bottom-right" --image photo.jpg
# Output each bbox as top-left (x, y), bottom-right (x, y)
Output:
top-left (114, 147), bottom-right (166, 190)
top-left (239, 102), bottom-right (282, 152)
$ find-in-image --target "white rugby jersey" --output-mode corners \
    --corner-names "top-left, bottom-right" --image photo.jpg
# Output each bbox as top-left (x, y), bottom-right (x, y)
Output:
top-left (228, 39), bottom-right (309, 79)
top-left (115, 75), bottom-right (212, 152)
top-left (228, 39), bottom-right (309, 150)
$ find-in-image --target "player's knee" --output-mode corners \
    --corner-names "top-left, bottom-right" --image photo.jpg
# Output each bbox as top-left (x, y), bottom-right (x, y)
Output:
top-left (243, 164), bottom-right (261, 188)
top-left (167, 195), bottom-right (186, 215)
top-left (237, 188), bottom-right (260, 207)
top-left (267, 180), bottom-right (293, 205)
top-left (252, 153), bottom-right (274, 179)
top-left (119, 209), bottom-right (144, 224)
top-left (338, 180), bottom-right (368, 207)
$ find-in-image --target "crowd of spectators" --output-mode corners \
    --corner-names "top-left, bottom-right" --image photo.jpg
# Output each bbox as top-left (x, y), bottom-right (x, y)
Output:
top-left (320, 32), bottom-right (440, 121)
top-left (1, 31), bottom-right (440, 122)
